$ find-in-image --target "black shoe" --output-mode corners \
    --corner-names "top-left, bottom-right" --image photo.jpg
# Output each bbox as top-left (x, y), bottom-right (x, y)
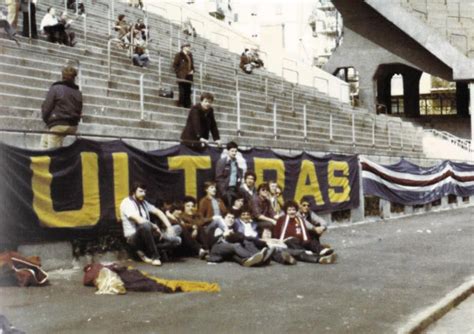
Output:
top-left (280, 251), bottom-right (297, 265)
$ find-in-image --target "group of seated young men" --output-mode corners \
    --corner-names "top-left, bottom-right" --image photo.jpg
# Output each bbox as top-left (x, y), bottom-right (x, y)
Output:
top-left (120, 142), bottom-right (337, 268)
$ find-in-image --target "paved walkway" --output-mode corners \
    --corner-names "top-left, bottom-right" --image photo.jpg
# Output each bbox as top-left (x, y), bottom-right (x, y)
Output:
top-left (425, 294), bottom-right (474, 334)
top-left (0, 207), bottom-right (473, 334)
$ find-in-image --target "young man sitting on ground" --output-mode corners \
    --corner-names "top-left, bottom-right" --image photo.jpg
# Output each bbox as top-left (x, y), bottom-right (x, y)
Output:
top-left (234, 206), bottom-right (296, 265)
top-left (298, 199), bottom-right (333, 254)
top-left (166, 201), bottom-right (208, 259)
top-left (240, 171), bottom-right (257, 205)
top-left (207, 212), bottom-right (270, 267)
top-left (274, 200), bottom-right (337, 264)
top-left (120, 182), bottom-right (182, 266)
top-left (251, 182), bottom-right (279, 236)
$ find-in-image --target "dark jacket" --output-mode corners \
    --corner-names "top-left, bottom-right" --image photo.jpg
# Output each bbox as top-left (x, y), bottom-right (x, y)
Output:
top-left (41, 80), bottom-right (82, 128)
top-left (180, 103), bottom-right (220, 143)
top-left (173, 51), bottom-right (194, 80)
top-left (251, 196), bottom-right (275, 221)
top-left (215, 156), bottom-right (243, 196)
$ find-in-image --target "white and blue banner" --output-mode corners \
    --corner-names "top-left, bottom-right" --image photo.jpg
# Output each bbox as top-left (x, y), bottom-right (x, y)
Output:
top-left (361, 157), bottom-right (474, 205)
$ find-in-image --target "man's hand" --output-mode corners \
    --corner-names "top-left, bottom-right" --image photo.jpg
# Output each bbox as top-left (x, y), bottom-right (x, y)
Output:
top-left (215, 139), bottom-right (222, 147)
top-left (199, 138), bottom-right (209, 144)
top-left (166, 226), bottom-right (176, 238)
top-left (189, 70), bottom-right (194, 75)
top-left (191, 226), bottom-right (198, 238)
top-left (315, 226), bottom-right (326, 235)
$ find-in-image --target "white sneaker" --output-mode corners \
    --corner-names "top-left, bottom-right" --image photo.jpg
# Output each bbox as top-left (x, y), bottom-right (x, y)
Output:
top-left (319, 253), bottom-right (337, 264)
top-left (136, 250), bottom-right (153, 264)
top-left (319, 248), bottom-right (334, 256)
top-left (151, 258), bottom-right (162, 266)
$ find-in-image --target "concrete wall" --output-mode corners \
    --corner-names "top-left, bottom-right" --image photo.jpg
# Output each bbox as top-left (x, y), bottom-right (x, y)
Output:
top-left (399, 0), bottom-right (474, 58)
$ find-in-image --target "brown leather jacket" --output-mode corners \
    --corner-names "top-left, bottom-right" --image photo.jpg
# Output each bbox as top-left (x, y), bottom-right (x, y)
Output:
top-left (198, 196), bottom-right (227, 225)
top-left (173, 51), bottom-right (194, 80)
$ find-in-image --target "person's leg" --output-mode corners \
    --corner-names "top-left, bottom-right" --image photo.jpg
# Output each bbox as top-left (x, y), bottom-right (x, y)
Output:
top-left (132, 222), bottom-right (160, 259)
top-left (30, 3), bottom-right (37, 38)
top-left (7, 2), bottom-right (19, 29)
top-left (47, 125), bottom-right (77, 148)
top-left (132, 54), bottom-right (141, 66)
top-left (177, 82), bottom-right (186, 107)
top-left (183, 76), bottom-right (193, 108)
top-left (43, 26), bottom-right (56, 42)
top-left (141, 55), bottom-right (149, 67)
top-left (39, 133), bottom-right (49, 149)
top-left (21, 10), bottom-right (28, 36)
top-left (0, 19), bottom-right (17, 41)
top-left (178, 226), bottom-right (202, 256)
top-left (207, 242), bottom-right (236, 263)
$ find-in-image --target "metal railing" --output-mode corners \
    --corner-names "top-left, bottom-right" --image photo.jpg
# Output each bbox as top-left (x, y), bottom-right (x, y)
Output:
top-left (107, 36), bottom-right (161, 80)
top-left (236, 90), bottom-right (241, 136)
top-left (303, 104), bottom-right (307, 141)
top-left (424, 129), bottom-right (473, 152)
top-left (281, 68), bottom-right (299, 87)
top-left (273, 100), bottom-right (278, 140)
top-left (1, 44), bottom-right (82, 89)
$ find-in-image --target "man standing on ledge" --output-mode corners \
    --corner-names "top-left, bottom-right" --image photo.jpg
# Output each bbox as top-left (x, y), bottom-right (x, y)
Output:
top-left (40, 65), bottom-right (82, 149)
top-left (173, 42), bottom-right (194, 108)
top-left (180, 92), bottom-right (221, 148)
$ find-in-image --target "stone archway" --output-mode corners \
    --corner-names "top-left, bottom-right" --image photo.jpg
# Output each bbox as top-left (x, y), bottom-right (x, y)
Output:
top-left (373, 63), bottom-right (422, 117)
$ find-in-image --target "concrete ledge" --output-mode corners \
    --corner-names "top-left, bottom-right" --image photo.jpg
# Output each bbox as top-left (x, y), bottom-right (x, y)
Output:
top-left (17, 241), bottom-right (74, 271)
top-left (397, 276), bottom-right (474, 334)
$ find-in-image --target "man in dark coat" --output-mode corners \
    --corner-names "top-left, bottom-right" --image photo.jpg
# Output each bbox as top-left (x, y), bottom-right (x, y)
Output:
top-left (180, 92), bottom-right (221, 148)
top-left (40, 65), bottom-right (82, 149)
top-left (173, 42), bottom-right (194, 108)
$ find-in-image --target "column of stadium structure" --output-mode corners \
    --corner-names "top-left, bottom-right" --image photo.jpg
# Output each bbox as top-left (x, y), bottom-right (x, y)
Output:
top-left (350, 158), bottom-right (365, 223)
top-left (470, 82), bottom-right (474, 160)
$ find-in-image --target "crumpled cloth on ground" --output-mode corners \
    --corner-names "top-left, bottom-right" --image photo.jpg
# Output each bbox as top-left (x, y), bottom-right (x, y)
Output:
top-left (95, 268), bottom-right (126, 295)
top-left (83, 263), bottom-right (220, 293)
top-left (0, 251), bottom-right (49, 287)
top-left (141, 270), bottom-right (221, 293)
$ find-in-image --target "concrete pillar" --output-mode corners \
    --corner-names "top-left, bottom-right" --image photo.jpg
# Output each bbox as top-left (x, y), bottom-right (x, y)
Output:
top-left (376, 74), bottom-right (392, 114)
top-left (441, 196), bottom-right (449, 209)
top-left (360, 74), bottom-right (377, 114)
top-left (404, 205), bottom-right (414, 215)
top-left (379, 199), bottom-right (391, 219)
top-left (351, 159), bottom-right (365, 223)
top-left (456, 82), bottom-right (469, 117)
top-left (402, 69), bottom-right (422, 117)
top-left (469, 82), bottom-right (474, 153)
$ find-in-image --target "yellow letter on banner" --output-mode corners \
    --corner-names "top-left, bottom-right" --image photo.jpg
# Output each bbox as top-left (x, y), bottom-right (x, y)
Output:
top-left (294, 159), bottom-right (325, 205)
top-left (254, 158), bottom-right (285, 189)
top-left (328, 160), bottom-right (351, 203)
top-left (31, 152), bottom-right (100, 228)
top-left (112, 152), bottom-right (129, 221)
top-left (168, 156), bottom-right (211, 198)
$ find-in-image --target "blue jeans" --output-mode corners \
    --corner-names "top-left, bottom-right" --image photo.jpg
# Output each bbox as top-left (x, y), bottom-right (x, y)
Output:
top-left (133, 54), bottom-right (149, 67)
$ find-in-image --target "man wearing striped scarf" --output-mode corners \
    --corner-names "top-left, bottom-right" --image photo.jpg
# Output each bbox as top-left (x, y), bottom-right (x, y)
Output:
top-left (274, 200), bottom-right (337, 264)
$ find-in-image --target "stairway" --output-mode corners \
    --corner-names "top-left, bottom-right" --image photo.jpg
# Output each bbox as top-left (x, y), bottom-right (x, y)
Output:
top-left (0, 0), bottom-right (425, 158)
